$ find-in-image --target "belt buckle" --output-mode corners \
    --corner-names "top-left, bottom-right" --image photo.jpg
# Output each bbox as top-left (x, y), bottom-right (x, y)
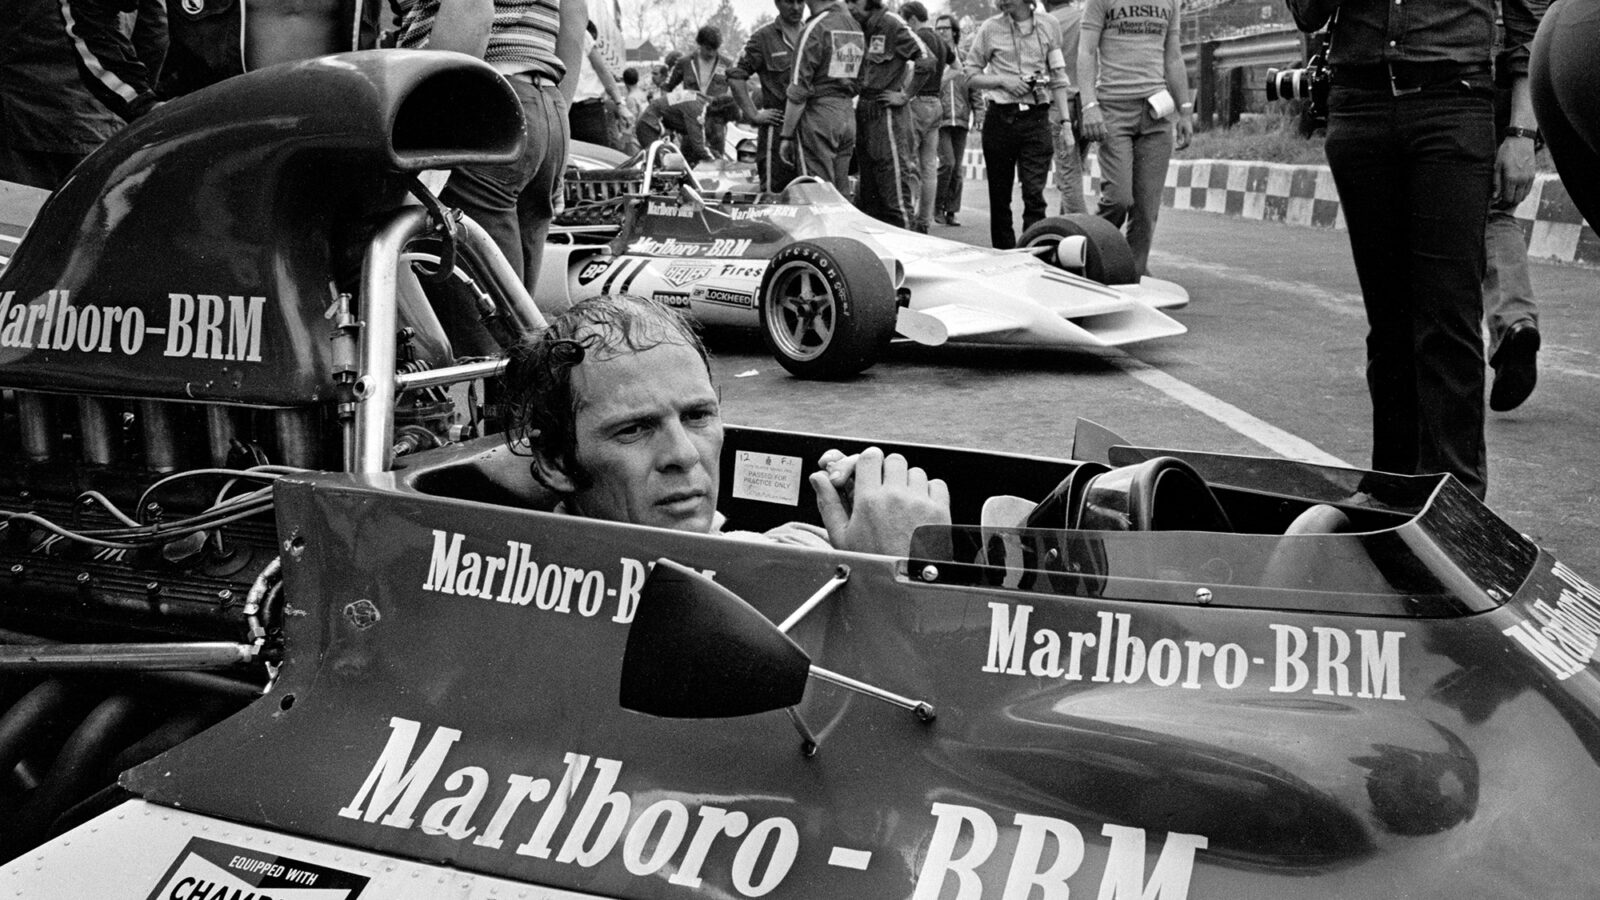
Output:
top-left (1387, 63), bottom-right (1421, 96)
top-left (1018, 103), bottom-right (1031, 111)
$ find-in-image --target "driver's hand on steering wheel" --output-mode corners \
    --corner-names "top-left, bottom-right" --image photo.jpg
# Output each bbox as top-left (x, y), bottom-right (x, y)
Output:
top-left (811, 447), bottom-right (951, 555)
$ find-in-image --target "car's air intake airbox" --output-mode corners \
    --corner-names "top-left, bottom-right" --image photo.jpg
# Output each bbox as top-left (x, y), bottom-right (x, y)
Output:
top-left (0, 50), bottom-right (524, 406)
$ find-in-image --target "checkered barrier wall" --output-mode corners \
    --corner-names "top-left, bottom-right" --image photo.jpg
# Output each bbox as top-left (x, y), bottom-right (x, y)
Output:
top-left (962, 147), bottom-right (1598, 266)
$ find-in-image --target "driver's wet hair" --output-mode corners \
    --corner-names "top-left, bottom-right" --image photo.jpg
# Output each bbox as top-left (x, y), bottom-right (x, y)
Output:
top-left (503, 294), bottom-right (713, 492)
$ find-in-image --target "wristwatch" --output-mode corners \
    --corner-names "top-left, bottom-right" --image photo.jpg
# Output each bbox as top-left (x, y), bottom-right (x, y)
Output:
top-left (1501, 126), bottom-right (1543, 150)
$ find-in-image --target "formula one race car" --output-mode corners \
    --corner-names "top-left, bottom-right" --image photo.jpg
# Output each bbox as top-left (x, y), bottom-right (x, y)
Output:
top-left (535, 143), bottom-right (1188, 379)
top-left (3, 51), bottom-right (1600, 900)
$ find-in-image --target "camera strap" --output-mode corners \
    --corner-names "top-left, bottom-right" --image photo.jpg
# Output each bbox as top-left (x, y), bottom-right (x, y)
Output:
top-left (1007, 14), bottom-right (1050, 105)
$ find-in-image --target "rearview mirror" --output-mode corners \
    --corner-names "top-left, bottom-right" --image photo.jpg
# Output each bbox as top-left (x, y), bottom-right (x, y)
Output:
top-left (619, 559), bottom-right (810, 719)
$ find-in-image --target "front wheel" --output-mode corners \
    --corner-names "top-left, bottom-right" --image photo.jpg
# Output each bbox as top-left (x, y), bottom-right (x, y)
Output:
top-left (758, 237), bottom-right (896, 379)
top-left (1019, 214), bottom-right (1138, 285)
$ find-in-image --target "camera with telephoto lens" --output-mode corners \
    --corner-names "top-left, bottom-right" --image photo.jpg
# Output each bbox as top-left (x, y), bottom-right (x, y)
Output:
top-left (1266, 55), bottom-right (1330, 106)
top-left (1266, 54), bottom-right (1331, 132)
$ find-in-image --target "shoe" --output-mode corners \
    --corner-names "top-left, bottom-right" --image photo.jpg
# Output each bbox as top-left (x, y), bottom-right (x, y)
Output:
top-left (1489, 321), bottom-right (1539, 412)
top-left (942, 213), bottom-right (961, 226)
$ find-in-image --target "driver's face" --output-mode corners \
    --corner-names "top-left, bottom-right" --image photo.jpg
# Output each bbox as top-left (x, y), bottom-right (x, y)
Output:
top-left (559, 340), bottom-right (723, 533)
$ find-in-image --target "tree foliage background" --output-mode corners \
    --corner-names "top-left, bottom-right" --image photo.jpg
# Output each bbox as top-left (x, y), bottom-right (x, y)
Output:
top-left (621, 0), bottom-right (749, 57)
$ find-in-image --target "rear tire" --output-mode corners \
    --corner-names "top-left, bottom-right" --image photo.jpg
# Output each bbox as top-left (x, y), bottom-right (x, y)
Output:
top-left (758, 237), bottom-right (896, 379)
top-left (1019, 214), bottom-right (1138, 285)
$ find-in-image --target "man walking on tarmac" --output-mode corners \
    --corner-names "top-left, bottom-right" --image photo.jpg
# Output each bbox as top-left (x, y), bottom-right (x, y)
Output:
top-left (778, 0), bottom-right (865, 192)
top-left (849, 0), bottom-right (925, 229)
top-left (964, 0), bottom-right (1074, 249)
top-left (731, 0), bottom-right (807, 193)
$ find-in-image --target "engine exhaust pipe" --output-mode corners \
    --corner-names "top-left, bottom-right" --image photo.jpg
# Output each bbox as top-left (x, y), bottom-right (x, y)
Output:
top-left (139, 401), bottom-right (179, 473)
top-left (205, 405), bottom-right (238, 467)
top-left (76, 397), bottom-right (116, 466)
top-left (16, 392), bottom-right (54, 463)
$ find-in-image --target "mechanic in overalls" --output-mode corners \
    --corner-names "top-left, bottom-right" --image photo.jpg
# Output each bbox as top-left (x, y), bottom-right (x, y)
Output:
top-left (850, 0), bottom-right (926, 229)
top-left (964, 0), bottom-right (1074, 249)
top-left (778, 0), bottom-right (865, 193)
top-left (730, 0), bottom-right (807, 193)
top-left (635, 94), bottom-right (742, 168)
top-left (665, 26), bottom-right (735, 159)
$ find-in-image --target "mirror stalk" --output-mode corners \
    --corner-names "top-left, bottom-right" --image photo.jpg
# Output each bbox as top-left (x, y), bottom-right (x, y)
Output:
top-left (777, 565), bottom-right (850, 633)
top-left (809, 664), bottom-right (937, 723)
top-left (786, 708), bottom-right (819, 757)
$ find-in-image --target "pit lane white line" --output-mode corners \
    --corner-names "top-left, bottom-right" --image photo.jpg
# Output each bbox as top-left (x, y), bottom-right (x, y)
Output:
top-left (1150, 251), bottom-right (1366, 319)
top-left (1106, 353), bottom-right (1351, 467)
top-left (1101, 250), bottom-right (1353, 467)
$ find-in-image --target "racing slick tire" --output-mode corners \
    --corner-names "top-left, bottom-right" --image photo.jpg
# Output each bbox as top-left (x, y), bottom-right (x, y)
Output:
top-left (1019, 215), bottom-right (1139, 286)
top-left (758, 237), bottom-right (897, 379)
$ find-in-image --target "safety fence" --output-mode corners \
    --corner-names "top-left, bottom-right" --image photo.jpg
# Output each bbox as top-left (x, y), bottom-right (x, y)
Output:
top-left (961, 148), bottom-right (1599, 266)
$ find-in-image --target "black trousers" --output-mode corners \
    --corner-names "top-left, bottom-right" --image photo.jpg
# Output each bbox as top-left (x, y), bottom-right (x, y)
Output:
top-left (1324, 79), bottom-right (1495, 498)
top-left (980, 103), bottom-right (1053, 249)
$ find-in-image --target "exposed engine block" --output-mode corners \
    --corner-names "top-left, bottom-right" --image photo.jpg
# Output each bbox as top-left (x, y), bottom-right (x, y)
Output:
top-left (0, 50), bottom-right (537, 859)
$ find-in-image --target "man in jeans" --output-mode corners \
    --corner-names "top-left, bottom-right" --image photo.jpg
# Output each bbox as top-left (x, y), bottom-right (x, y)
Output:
top-left (1482, 25), bottom-right (1544, 414)
top-left (933, 15), bottom-right (978, 226)
top-left (1044, 0), bottom-right (1088, 214)
top-left (901, 1), bottom-right (951, 233)
top-left (1288, 0), bottom-right (1542, 499)
top-left (1077, 0), bottom-right (1190, 276)
top-left (394, 0), bottom-right (584, 295)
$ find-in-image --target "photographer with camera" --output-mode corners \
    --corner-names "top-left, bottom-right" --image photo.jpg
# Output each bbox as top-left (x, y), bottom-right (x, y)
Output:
top-left (1288, 0), bottom-right (1543, 500)
top-left (964, 0), bottom-right (1075, 249)
top-left (1077, 0), bottom-right (1191, 278)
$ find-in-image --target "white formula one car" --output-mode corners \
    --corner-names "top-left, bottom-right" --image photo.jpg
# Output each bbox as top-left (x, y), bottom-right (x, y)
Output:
top-left (536, 142), bottom-right (1188, 379)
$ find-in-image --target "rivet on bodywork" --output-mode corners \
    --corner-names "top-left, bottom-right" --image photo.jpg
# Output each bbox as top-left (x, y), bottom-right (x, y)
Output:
top-left (920, 565), bottom-right (939, 582)
top-left (1195, 588), bottom-right (1213, 605)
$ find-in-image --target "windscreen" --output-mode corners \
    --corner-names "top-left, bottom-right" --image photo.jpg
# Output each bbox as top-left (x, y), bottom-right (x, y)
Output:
top-left (909, 466), bottom-right (1538, 618)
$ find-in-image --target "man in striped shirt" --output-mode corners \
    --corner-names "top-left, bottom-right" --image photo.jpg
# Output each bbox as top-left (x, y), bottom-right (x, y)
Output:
top-left (394, 0), bottom-right (585, 290)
